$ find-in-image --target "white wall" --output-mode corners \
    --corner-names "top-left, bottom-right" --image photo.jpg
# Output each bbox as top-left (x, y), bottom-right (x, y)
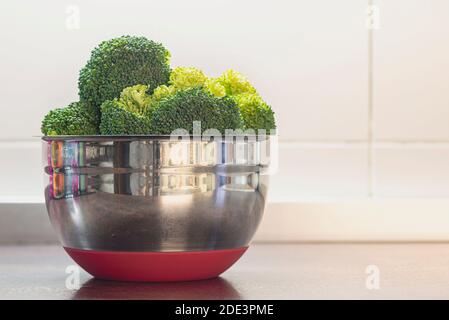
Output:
top-left (1, 0), bottom-right (449, 208)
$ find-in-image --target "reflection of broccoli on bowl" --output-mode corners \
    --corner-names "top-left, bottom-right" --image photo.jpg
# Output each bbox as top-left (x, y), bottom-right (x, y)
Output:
top-left (41, 36), bottom-right (276, 136)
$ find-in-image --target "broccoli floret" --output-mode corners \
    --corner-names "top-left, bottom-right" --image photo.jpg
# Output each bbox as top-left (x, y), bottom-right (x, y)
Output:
top-left (99, 101), bottom-right (152, 135)
top-left (210, 69), bottom-right (275, 132)
top-left (216, 69), bottom-right (257, 96)
top-left (204, 78), bottom-right (226, 98)
top-left (169, 66), bottom-right (207, 90)
top-left (78, 36), bottom-right (171, 113)
top-left (151, 84), bottom-right (177, 103)
top-left (150, 67), bottom-right (207, 104)
top-left (232, 93), bottom-right (276, 132)
top-left (118, 84), bottom-right (153, 115)
top-left (99, 85), bottom-right (153, 135)
top-left (41, 102), bottom-right (98, 136)
top-left (150, 88), bottom-right (243, 134)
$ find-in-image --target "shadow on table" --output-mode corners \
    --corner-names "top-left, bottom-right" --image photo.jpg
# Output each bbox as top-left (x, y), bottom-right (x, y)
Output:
top-left (71, 277), bottom-right (242, 300)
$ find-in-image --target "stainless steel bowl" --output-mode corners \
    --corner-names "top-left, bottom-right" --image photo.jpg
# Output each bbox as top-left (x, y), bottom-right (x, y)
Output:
top-left (43, 136), bottom-right (272, 277)
top-left (43, 135), bottom-right (272, 280)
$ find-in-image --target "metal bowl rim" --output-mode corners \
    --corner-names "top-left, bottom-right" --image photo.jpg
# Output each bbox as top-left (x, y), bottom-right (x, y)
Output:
top-left (41, 134), bottom-right (275, 142)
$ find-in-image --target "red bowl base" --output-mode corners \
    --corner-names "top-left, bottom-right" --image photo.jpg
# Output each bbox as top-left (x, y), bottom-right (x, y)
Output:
top-left (64, 247), bottom-right (248, 282)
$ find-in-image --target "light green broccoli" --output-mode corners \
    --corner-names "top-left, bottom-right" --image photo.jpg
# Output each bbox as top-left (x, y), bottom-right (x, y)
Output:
top-left (208, 69), bottom-right (276, 132)
top-left (215, 69), bottom-right (257, 96)
top-left (169, 66), bottom-right (207, 90)
top-left (150, 67), bottom-right (208, 104)
top-left (232, 93), bottom-right (276, 132)
top-left (204, 78), bottom-right (226, 98)
top-left (118, 84), bottom-right (153, 115)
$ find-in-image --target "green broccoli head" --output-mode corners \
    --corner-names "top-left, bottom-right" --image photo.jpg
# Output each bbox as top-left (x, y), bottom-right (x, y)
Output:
top-left (150, 87), bottom-right (244, 134)
top-left (78, 36), bottom-right (171, 112)
top-left (99, 100), bottom-right (152, 135)
top-left (41, 102), bottom-right (98, 136)
top-left (232, 93), bottom-right (276, 132)
top-left (99, 84), bottom-right (153, 135)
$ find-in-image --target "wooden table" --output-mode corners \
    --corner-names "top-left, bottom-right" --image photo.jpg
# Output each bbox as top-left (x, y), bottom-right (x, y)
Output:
top-left (1, 243), bottom-right (449, 299)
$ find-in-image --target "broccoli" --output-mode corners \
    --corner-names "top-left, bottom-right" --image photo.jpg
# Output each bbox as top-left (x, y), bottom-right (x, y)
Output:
top-left (151, 84), bottom-right (176, 102)
top-left (42, 38), bottom-right (277, 137)
top-left (216, 69), bottom-right (257, 96)
top-left (150, 67), bottom-right (208, 104)
top-left (169, 66), bottom-right (207, 90)
top-left (208, 69), bottom-right (275, 132)
top-left (41, 102), bottom-right (98, 136)
top-left (118, 84), bottom-right (153, 115)
top-left (78, 36), bottom-right (171, 113)
top-left (148, 68), bottom-right (275, 133)
top-left (156, 66), bottom-right (227, 99)
top-left (99, 85), bottom-right (153, 135)
top-left (232, 93), bottom-right (276, 132)
top-left (204, 78), bottom-right (226, 98)
top-left (150, 87), bottom-right (244, 134)
top-left (100, 101), bottom-right (152, 135)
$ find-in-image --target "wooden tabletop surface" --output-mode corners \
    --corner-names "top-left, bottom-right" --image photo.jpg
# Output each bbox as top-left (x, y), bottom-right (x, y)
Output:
top-left (1, 243), bottom-right (449, 299)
